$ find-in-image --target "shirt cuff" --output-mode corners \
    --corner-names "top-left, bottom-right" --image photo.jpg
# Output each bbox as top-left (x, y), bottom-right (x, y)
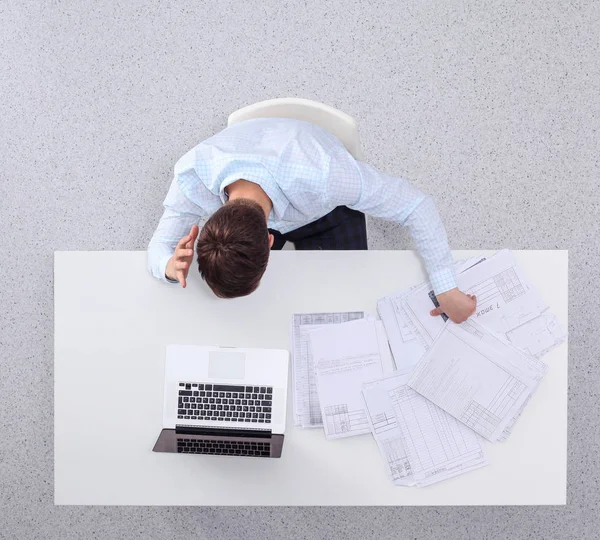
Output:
top-left (159, 255), bottom-right (179, 284)
top-left (430, 267), bottom-right (457, 296)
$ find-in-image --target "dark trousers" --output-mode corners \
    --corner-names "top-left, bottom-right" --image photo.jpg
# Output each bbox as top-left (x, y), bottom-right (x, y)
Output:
top-left (269, 206), bottom-right (368, 250)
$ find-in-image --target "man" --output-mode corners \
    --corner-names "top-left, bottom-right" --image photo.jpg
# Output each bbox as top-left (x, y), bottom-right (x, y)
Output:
top-left (148, 117), bottom-right (476, 323)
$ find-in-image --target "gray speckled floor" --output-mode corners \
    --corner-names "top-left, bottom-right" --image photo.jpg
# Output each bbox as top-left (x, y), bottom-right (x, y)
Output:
top-left (1, 0), bottom-right (598, 538)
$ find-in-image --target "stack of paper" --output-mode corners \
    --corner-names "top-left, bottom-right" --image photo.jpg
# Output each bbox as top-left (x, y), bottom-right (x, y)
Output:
top-left (287, 249), bottom-right (566, 487)
top-left (307, 318), bottom-right (395, 439)
top-left (290, 311), bottom-right (368, 428)
top-left (381, 250), bottom-right (567, 366)
top-left (362, 372), bottom-right (488, 486)
top-left (379, 249), bottom-right (559, 443)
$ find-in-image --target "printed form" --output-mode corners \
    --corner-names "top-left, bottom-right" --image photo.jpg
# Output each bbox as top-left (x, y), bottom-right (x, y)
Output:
top-left (308, 319), bottom-right (395, 439)
top-left (458, 319), bottom-right (548, 441)
top-left (408, 321), bottom-right (540, 442)
top-left (290, 312), bottom-right (366, 428)
top-left (377, 285), bottom-right (426, 372)
top-left (362, 373), bottom-right (488, 487)
top-left (455, 249), bottom-right (567, 358)
top-left (362, 374), bottom-right (415, 486)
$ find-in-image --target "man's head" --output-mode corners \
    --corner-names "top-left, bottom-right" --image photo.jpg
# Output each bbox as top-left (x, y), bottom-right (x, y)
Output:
top-left (196, 199), bottom-right (274, 298)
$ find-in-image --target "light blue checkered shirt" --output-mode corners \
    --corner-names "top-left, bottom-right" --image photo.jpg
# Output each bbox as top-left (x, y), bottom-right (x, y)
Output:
top-left (148, 117), bottom-right (456, 294)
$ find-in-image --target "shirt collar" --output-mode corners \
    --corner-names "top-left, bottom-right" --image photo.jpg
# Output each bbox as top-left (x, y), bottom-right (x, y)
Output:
top-left (219, 171), bottom-right (289, 222)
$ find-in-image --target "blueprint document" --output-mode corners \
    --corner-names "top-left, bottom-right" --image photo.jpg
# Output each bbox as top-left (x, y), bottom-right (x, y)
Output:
top-left (290, 311), bottom-right (367, 428)
top-left (377, 285), bottom-right (426, 373)
top-left (362, 372), bottom-right (488, 487)
top-left (455, 249), bottom-right (567, 358)
top-left (308, 319), bottom-right (395, 440)
top-left (408, 321), bottom-right (542, 442)
top-left (458, 319), bottom-right (548, 441)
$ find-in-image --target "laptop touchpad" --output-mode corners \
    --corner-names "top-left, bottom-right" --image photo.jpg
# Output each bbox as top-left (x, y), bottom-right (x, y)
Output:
top-left (208, 351), bottom-right (246, 379)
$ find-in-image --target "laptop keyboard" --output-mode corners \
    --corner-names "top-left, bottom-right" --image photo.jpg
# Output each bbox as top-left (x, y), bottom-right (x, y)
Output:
top-left (177, 383), bottom-right (273, 424)
top-left (177, 438), bottom-right (271, 457)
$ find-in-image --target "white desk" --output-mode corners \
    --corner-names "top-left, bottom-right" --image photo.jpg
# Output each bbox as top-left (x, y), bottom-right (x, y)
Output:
top-left (54, 250), bottom-right (568, 505)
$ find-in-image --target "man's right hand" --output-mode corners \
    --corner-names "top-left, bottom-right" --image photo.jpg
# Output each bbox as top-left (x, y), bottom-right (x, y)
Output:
top-left (165, 224), bottom-right (199, 288)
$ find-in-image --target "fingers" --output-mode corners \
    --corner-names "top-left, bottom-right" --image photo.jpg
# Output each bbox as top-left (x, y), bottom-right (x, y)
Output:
top-left (174, 268), bottom-right (184, 287)
top-left (469, 294), bottom-right (477, 315)
top-left (175, 260), bottom-right (190, 288)
top-left (175, 249), bottom-right (194, 259)
top-left (430, 306), bottom-right (444, 317)
top-left (176, 234), bottom-right (190, 250)
top-left (185, 224), bottom-right (200, 249)
top-left (177, 224), bottom-right (199, 250)
top-left (175, 261), bottom-right (190, 272)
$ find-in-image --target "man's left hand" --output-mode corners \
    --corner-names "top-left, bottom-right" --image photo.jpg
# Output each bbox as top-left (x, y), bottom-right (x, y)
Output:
top-left (430, 288), bottom-right (476, 324)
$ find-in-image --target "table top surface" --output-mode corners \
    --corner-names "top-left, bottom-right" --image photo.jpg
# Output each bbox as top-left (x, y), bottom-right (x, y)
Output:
top-left (54, 250), bottom-right (568, 505)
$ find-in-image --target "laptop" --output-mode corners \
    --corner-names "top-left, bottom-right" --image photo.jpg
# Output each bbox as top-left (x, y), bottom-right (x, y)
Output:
top-left (153, 344), bottom-right (289, 458)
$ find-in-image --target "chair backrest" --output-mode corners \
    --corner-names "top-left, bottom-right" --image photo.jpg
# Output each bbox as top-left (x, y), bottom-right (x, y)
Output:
top-left (227, 97), bottom-right (362, 160)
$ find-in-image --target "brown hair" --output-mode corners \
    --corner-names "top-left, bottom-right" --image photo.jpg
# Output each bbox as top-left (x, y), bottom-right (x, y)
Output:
top-left (196, 199), bottom-right (270, 298)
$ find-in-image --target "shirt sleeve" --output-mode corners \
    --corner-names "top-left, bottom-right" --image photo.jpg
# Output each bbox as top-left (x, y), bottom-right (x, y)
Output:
top-left (147, 177), bottom-right (205, 283)
top-left (328, 150), bottom-right (456, 294)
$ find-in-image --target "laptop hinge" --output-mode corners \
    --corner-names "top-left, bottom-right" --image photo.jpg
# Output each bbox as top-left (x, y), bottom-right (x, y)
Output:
top-left (175, 425), bottom-right (272, 438)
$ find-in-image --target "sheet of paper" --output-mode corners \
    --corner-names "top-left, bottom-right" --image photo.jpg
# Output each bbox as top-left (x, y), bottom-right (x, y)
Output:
top-left (377, 287), bottom-right (426, 372)
top-left (408, 321), bottom-right (540, 442)
top-left (455, 249), bottom-right (567, 358)
top-left (361, 372), bottom-right (415, 486)
top-left (362, 372), bottom-right (488, 487)
top-left (309, 319), bottom-right (394, 439)
top-left (458, 318), bottom-right (548, 441)
top-left (459, 318), bottom-right (548, 381)
top-left (402, 282), bottom-right (445, 349)
top-left (290, 311), bottom-right (365, 428)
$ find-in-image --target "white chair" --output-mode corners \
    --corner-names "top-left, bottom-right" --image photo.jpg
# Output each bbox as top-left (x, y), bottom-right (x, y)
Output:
top-left (227, 97), bottom-right (363, 160)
